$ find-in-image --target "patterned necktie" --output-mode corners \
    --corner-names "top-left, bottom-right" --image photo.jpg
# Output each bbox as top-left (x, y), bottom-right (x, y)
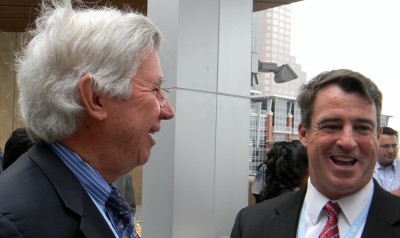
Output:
top-left (319, 201), bottom-right (341, 238)
top-left (106, 187), bottom-right (139, 238)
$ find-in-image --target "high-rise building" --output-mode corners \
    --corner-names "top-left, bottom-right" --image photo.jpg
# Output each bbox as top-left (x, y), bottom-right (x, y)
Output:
top-left (249, 5), bottom-right (306, 174)
top-left (252, 5), bottom-right (306, 98)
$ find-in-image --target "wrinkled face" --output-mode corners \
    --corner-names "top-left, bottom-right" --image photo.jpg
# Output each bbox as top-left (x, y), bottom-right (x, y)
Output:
top-left (378, 134), bottom-right (398, 167)
top-left (299, 84), bottom-right (379, 200)
top-left (103, 49), bottom-right (174, 172)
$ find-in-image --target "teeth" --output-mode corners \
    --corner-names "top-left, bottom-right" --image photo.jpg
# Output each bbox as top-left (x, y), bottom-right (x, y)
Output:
top-left (331, 157), bottom-right (356, 168)
top-left (149, 131), bottom-right (155, 134)
top-left (333, 157), bottom-right (354, 162)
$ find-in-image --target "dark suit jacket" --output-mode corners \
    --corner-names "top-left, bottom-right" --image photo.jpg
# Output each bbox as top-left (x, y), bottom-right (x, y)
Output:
top-left (0, 144), bottom-right (115, 238)
top-left (231, 181), bottom-right (400, 238)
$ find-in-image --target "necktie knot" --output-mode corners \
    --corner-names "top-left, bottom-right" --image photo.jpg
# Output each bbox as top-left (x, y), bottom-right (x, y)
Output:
top-left (106, 187), bottom-right (138, 238)
top-left (324, 201), bottom-right (341, 219)
top-left (319, 201), bottom-right (341, 238)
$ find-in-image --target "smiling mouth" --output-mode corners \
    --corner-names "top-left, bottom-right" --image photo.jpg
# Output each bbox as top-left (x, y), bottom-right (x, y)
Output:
top-left (149, 128), bottom-right (157, 134)
top-left (331, 157), bottom-right (356, 168)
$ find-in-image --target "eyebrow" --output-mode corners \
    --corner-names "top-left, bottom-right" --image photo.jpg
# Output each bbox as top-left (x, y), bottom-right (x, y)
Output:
top-left (317, 117), bottom-right (375, 126)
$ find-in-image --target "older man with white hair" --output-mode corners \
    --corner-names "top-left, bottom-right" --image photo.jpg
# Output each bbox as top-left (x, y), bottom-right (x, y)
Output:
top-left (0, 0), bottom-right (174, 237)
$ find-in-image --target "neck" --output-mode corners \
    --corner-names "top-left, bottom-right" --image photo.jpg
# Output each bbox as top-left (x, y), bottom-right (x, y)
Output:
top-left (379, 162), bottom-right (393, 168)
top-left (60, 137), bottom-right (120, 184)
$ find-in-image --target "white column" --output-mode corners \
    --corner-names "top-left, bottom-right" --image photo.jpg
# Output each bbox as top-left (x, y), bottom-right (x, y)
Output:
top-left (143, 0), bottom-right (253, 237)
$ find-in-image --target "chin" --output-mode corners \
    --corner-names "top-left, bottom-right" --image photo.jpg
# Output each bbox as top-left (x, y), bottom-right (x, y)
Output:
top-left (137, 154), bottom-right (151, 166)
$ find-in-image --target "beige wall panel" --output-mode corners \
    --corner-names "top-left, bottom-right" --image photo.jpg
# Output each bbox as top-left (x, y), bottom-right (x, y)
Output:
top-left (0, 32), bottom-right (17, 150)
top-left (13, 33), bottom-right (25, 130)
top-left (0, 32), bottom-right (25, 151)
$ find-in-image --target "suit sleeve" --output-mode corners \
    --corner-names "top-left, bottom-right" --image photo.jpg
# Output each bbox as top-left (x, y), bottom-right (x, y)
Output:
top-left (0, 213), bottom-right (22, 237)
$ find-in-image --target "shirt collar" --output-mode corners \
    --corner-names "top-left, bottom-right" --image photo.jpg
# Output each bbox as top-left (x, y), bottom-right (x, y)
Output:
top-left (375, 159), bottom-right (400, 170)
top-left (49, 142), bottom-right (112, 205)
top-left (393, 159), bottom-right (400, 169)
top-left (305, 178), bottom-right (374, 226)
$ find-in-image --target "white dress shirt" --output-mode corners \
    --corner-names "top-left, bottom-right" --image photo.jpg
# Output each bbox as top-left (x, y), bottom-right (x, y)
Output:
top-left (298, 179), bottom-right (374, 238)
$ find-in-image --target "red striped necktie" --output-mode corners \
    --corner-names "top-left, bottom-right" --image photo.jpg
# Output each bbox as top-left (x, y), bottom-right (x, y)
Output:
top-left (319, 201), bottom-right (341, 238)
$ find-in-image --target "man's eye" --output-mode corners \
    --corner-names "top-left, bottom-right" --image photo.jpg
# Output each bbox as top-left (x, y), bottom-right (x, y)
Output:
top-left (322, 125), bottom-right (339, 131)
top-left (355, 125), bottom-right (373, 134)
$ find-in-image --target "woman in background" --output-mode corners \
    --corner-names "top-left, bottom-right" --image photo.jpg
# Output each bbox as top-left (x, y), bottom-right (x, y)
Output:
top-left (258, 140), bottom-right (308, 202)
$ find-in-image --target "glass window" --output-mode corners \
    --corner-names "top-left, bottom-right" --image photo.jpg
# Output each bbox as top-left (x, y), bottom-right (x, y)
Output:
top-left (273, 98), bottom-right (287, 132)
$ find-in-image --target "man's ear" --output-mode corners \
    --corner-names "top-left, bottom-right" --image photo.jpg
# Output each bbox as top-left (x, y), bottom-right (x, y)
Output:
top-left (298, 123), bottom-right (308, 146)
top-left (78, 74), bottom-right (107, 121)
top-left (377, 126), bottom-right (382, 139)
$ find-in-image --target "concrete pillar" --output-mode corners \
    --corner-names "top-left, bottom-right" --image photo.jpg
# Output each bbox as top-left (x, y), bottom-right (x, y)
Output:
top-left (143, 0), bottom-right (253, 237)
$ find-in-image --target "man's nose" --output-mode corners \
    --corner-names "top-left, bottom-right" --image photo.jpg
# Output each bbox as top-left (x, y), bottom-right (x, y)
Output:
top-left (160, 101), bottom-right (174, 120)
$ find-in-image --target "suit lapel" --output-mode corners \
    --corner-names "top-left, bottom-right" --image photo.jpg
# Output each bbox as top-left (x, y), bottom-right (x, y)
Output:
top-left (361, 180), bottom-right (400, 238)
top-left (30, 144), bottom-right (115, 237)
top-left (263, 186), bottom-right (307, 237)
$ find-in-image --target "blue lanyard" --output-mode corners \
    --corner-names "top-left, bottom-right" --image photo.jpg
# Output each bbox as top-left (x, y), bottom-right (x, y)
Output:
top-left (297, 196), bottom-right (372, 238)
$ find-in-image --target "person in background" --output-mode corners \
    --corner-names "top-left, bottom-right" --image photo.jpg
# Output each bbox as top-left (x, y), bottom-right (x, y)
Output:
top-left (257, 140), bottom-right (308, 202)
top-left (0, 0), bottom-right (174, 237)
top-left (2, 128), bottom-right (33, 171)
top-left (251, 140), bottom-right (308, 203)
top-left (374, 126), bottom-right (400, 196)
top-left (231, 69), bottom-right (400, 237)
top-left (251, 161), bottom-right (266, 203)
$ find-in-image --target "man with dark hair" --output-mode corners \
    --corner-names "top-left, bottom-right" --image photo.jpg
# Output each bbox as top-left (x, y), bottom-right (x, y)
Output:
top-left (374, 126), bottom-right (400, 196)
top-left (231, 69), bottom-right (400, 237)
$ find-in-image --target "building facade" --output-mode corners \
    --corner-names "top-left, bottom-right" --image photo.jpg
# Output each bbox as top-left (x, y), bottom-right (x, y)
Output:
top-left (249, 95), bottom-right (300, 174)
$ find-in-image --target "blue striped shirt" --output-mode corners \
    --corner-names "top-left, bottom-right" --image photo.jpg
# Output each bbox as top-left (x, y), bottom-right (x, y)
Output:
top-left (50, 143), bottom-right (119, 235)
top-left (50, 142), bottom-right (111, 204)
top-left (50, 142), bottom-right (129, 238)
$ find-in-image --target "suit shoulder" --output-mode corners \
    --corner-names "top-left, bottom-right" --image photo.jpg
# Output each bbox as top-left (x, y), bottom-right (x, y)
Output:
top-left (0, 152), bottom-right (39, 187)
top-left (238, 190), bottom-right (302, 219)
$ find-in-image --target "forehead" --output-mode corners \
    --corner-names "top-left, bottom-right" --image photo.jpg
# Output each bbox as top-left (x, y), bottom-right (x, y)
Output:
top-left (135, 49), bottom-right (163, 83)
top-left (313, 84), bottom-right (377, 123)
top-left (379, 134), bottom-right (397, 143)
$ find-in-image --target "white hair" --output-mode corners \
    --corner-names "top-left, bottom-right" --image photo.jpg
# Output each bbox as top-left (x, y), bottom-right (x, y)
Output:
top-left (16, 0), bottom-right (162, 144)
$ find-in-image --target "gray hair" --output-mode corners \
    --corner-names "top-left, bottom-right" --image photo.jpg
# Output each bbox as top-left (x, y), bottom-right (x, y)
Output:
top-left (16, 0), bottom-right (162, 144)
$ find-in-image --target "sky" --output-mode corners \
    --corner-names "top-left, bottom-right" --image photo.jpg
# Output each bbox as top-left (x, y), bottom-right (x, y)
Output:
top-left (290, 0), bottom-right (400, 131)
